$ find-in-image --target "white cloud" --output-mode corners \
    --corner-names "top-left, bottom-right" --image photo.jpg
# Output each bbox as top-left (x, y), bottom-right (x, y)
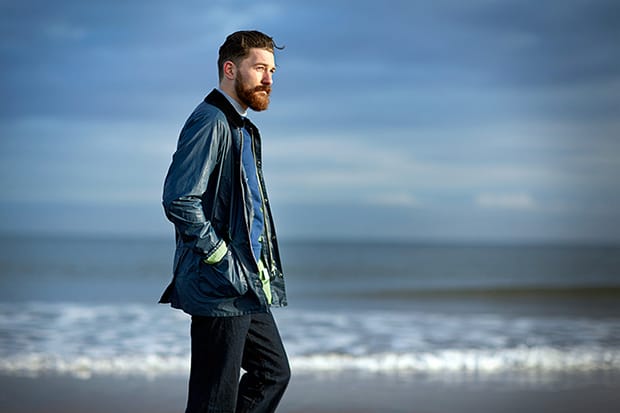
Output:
top-left (264, 133), bottom-right (560, 209)
top-left (364, 192), bottom-right (420, 207)
top-left (476, 192), bottom-right (536, 210)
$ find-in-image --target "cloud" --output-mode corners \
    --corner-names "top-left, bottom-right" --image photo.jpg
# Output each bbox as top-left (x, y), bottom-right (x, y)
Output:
top-left (0, 0), bottom-right (284, 121)
top-left (0, 0), bottom-right (618, 241)
top-left (265, 131), bottom-right (560, 198)
top-left (364, 192), bottom-right (420, 207)
top-left (476, 192), bottom-right (537, 210)
top-left (0, 116), bottom-right (176, 203)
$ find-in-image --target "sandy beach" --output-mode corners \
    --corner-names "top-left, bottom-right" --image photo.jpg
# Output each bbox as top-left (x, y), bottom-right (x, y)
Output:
top-left (1, 371), bottom-right (619, 413)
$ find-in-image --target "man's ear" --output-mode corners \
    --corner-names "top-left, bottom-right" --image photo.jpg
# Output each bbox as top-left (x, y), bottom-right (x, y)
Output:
top-left (223, 61), bottom-right (236, 80)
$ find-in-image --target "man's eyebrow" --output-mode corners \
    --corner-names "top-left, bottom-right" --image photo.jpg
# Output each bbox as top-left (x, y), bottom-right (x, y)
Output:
top-left (254, 62), bottom-right (277, 71)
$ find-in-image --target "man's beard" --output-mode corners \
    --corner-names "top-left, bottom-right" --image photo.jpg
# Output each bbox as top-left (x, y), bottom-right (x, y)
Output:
top-left (235, 73), bottom-right (271, 111)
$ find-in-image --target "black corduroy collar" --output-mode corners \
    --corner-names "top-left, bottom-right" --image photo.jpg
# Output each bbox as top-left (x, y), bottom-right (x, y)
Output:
top-left (204, 88), bottom-right (259, 133)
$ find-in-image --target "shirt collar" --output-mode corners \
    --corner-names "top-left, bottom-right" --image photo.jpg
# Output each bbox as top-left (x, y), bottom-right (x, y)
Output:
top-left (216, 88), bottom-right (248, 117)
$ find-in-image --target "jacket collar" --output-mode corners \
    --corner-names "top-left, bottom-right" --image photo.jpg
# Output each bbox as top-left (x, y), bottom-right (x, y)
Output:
top-left (204, 89), bottom-right (258, 133)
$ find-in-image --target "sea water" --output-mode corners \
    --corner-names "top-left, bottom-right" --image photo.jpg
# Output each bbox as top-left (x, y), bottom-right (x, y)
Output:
top-left (0, 236), bottom-right (619, 381)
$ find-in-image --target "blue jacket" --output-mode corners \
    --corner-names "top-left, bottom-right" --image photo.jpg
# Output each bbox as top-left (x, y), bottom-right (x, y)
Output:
top-left (159, 89), bottom-right (287, 316)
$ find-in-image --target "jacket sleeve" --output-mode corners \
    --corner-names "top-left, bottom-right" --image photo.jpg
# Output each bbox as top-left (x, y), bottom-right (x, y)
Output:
top-left (162, 111), bottom-right (229, 259)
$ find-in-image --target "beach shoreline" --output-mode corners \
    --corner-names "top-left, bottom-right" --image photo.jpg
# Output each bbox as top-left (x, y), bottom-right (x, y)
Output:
top-left (2, 239), bottom-right (619, 412)
top-left (1, 370), bottom-right (619, 413)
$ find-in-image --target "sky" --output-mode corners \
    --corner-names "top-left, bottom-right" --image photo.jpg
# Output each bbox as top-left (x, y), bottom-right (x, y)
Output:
top-left (1, 0), bottom-right (619, 243)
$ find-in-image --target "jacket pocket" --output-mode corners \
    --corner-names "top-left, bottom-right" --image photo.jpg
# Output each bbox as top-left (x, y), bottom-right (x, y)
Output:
top-left (198, 247), bottom-right (248, 298)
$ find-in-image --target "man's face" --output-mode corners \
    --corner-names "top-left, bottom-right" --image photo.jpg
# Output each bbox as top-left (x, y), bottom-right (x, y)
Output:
top-left (234, 48), bottom-right (276, 112)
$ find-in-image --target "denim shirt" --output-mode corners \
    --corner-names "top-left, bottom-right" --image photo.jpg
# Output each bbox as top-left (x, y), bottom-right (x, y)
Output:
top-left (241, 125), bottom-right (265, 262)
top-left (216, 89), bottom-right (265, 262)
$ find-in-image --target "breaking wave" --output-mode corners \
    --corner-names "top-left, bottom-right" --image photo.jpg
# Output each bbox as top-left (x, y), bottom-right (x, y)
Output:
top-left (1, 302), bottom-right (619, 379)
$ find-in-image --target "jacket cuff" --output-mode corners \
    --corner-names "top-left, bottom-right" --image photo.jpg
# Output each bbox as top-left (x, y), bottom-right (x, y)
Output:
top-left (204, 240), bottom-right (227, 264)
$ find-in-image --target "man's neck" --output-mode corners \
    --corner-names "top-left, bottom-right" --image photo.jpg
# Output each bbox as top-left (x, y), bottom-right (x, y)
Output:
top-left (217, 87), bottom-right (248, 117)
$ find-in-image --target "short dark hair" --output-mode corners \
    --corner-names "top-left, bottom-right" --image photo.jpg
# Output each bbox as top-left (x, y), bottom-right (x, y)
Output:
top-left (217, 30), bottom-right (283, 80)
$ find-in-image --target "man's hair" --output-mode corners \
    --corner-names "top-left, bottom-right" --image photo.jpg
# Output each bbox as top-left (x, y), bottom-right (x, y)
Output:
top-left (217, 30), bottom-right (283, 81)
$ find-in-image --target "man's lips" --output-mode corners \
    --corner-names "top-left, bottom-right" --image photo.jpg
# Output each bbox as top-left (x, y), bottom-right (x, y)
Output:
top-left (254, 86), bottom-right (271, 95)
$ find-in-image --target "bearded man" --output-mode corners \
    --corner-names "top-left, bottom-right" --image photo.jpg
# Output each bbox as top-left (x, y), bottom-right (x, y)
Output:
top-left (159, 30), bottom-right (290, 413)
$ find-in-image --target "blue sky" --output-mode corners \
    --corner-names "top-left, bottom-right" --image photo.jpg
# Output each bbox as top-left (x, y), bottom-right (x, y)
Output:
top-left (1, 0), bottom-right (619, 242)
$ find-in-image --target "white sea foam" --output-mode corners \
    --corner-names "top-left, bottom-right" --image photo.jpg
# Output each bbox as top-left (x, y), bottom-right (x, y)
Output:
top-left (1, 302), bottom-right (619, 379)
top-left (1, 347), bottom-right (618, 379)
top-left (0, 353), bottom-right (190, 379)
top-left (291, 347), bottom-right (620, 373)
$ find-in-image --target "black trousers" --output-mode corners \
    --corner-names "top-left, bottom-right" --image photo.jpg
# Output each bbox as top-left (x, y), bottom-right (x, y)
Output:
top-left (185, 311), bottom-right (290, 413)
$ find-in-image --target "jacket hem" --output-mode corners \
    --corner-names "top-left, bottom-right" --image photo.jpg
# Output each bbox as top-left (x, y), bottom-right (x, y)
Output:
top-left (168, 302), bottom-right (272, 317)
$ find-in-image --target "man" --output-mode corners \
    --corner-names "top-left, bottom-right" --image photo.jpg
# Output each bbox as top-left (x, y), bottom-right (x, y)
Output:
top-left (159, 30), bottom-right (290, 413)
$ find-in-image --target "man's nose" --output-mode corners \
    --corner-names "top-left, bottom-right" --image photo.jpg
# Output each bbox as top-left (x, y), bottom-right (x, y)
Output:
top-left (262, 71), bottom-right (273, 85)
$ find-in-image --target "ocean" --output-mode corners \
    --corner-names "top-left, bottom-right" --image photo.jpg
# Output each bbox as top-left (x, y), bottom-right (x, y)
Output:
top-left (1, 235), bottom-right (619, 384)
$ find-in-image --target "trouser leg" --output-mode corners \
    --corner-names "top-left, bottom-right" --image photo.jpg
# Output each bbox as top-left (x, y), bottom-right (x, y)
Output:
top-left (185, 315), bottom-right (250, 413)
top-left (236, 311), bottom-right (291, 413)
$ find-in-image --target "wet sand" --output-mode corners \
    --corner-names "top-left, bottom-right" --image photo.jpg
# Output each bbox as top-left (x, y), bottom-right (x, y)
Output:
top-left (1, 371), bottom-right (619, 413)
